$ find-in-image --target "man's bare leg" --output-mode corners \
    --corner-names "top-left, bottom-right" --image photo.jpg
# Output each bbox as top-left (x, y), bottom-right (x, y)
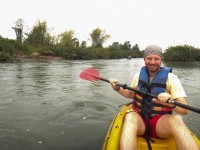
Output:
top-left (156, 114), bottom-right (199, 150)
top-left (120, 111), bottom-right (145, 150)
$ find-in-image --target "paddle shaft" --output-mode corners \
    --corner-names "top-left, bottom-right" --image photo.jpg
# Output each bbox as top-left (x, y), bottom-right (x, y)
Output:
top-left (100, 77), bottom-right (200, 114)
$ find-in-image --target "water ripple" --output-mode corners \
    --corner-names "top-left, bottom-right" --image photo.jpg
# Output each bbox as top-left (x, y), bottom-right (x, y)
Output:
top-left (0, 59), bottom-right (200, 150)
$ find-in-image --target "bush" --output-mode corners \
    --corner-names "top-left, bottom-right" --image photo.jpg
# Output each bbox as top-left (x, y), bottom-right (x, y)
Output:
top-left (163, 45), bottom-right (200, 61)
top-left (0, 52), bottom-right (11, 61)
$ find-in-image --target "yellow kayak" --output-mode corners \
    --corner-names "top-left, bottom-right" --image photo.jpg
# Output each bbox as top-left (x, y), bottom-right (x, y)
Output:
top-left (102, 104), bottom-right (200, 150)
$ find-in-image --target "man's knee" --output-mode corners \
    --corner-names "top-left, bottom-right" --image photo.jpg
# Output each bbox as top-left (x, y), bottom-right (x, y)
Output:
top-left (123, 111), bottom-right (145, 135)
top-left (169, 115), bottom-right (185, 127)
top-left (124, 111), bottom-right (139, 123)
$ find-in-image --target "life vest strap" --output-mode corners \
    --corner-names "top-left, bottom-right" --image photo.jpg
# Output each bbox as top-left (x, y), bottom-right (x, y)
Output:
top-left (134, 97), bottom-right (170, 107)
top-left (139, 80), bottom-right (166, 89)
top-left (132, 101), bottom-right (172, 115)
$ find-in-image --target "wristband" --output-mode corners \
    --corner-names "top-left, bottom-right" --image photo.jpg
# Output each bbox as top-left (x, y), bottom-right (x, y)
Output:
top-left (171, 105), bottom-right (176, 108)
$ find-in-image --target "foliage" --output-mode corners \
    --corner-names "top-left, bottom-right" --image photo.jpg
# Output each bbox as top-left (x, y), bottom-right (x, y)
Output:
top-left (163, 45), bottom-right (200, 61)
top-left (131, 44), bottom-right (140, 51)
top-left (12, 18), bottom-right (24, 43)
top-left (58, 30), bottom-right (77, 47)
top-left (0, 38), bottom-right (19, 61)
top-left (122, 41), bottom-right (131, 50)
top-left (24, 20), bottom-right (54, 46)
top-left (80, 41), bottom-right (87, 48)
top-left (2, 19), bottom-right (200, 61)
top-left (0, 37), bottom-right (26, 53)
top-left (109, 42), bottom-right (122, 50)
top-left (50, 47), bottom-right (142, 60)
top-left (90, 28), bottom-right (110, 48)
top-left (0, 52), bottom-right (11, 61)
top-left (110, 42), bottom-right (140, 51)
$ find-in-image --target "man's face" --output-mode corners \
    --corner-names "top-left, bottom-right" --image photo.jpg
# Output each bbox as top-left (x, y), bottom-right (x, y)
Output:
top-left (144, 54), bottom-right (162, 73)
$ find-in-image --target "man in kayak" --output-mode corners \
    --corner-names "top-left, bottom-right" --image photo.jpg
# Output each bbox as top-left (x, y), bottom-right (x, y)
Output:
top-left (110, 45), bottom-right (199, 150)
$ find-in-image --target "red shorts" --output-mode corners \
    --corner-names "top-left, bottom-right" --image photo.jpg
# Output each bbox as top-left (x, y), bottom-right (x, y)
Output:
top-left (142, 115), bottom-right (162, 138)
top-left (132, 106), bottom-right (164, 138)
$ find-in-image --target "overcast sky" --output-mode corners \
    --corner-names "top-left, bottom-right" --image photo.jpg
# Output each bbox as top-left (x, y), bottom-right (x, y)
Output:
top-left (1, 0), bottom-right (200, 50)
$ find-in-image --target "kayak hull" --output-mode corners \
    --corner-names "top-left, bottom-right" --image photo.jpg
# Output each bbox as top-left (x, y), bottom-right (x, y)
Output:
top-left (102, 105), bottom-right (200, 150)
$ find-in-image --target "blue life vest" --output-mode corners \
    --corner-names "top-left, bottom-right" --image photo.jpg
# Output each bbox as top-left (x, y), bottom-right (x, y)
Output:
top-left (133, 66), bottom-right (173, 116)
top-left (138, 66), bottom-right (172, 96)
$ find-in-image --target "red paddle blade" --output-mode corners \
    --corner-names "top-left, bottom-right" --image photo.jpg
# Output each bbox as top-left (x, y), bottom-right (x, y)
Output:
top-left (79, 68), bottom-right (101, 81)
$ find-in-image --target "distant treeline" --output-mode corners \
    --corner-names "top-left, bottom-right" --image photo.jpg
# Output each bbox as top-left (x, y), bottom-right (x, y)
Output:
top-left (1, 19), bottom-right (200, 61)
top-left (1, 37), bottom-right (200, 62)
top-left (163, 45), bottom-right (200, 61)
top-left (0, 19), bottom-right (144, 61)
top-left (0, 37), bottom-right (143, 61)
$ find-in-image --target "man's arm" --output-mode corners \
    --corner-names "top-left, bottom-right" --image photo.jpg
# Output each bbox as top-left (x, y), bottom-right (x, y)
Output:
top-left (110, 79), bottom-right (134, 99)
top-left (167, 73), bottom-right (189, 115)
top-left (156, 93), bottom-right (189, 115)
top-left (173, 97), bottom-right (189, 115)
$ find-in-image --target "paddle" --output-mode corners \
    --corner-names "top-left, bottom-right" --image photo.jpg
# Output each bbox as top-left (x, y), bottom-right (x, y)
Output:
top-left (80, 68), bottom-right (200, 114)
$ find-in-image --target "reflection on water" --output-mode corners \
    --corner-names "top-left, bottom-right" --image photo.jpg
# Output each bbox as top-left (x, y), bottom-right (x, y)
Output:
top-left (0, 59), bottom-right (199, 150)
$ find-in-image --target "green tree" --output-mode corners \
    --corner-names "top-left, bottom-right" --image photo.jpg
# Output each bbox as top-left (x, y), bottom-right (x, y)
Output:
top-left (73, 38), bottom-right (79, 47)
top-left (80, 41), bottom-right (87, 48)
top-left (24, 20), bottom-right (53, 46)
top-left (90, 28), bottom-right (110, 48)
top-left (109, 42), bottom-right (122, 50)
top-left (12, 18), bottom-right (24, 43)
top-left (58, 30), bottom-right (77, 47)
top-left (122, 41), bottom-right (131, 50)
top-left (163, 45), bottom-right (200, 61)
top-left (131, 44), bottom-right (140, 51)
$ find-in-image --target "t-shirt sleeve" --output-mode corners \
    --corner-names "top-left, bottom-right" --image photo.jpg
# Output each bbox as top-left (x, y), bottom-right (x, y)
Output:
top-left (167, 73), bottom-right (187, 99)
top-left (131, 72), bottom-right (140, 88)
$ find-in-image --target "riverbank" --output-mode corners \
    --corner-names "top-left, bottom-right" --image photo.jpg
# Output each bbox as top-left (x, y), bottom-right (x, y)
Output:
top-left (14, 51), bottom-right (64, 60)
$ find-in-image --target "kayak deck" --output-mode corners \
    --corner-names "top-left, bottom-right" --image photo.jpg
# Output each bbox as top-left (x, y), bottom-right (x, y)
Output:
top-left (102, 105), bottom-right (200, 150)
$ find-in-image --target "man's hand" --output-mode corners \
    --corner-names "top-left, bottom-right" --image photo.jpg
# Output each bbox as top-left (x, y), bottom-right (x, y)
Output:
top-left (153, 92), bottom-right (171, 104)
top-left (157, 92), bottom-right (171, 103)
top-left (110, 79), bottom-right (120, 91)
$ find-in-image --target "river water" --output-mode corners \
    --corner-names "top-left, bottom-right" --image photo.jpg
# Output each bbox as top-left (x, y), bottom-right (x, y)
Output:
top-left (0, 58), bottom-right (199, 150)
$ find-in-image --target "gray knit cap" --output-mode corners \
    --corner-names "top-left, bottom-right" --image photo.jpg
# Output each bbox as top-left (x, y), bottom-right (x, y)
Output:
top-left (143, 45), bottom-right (163, 58)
